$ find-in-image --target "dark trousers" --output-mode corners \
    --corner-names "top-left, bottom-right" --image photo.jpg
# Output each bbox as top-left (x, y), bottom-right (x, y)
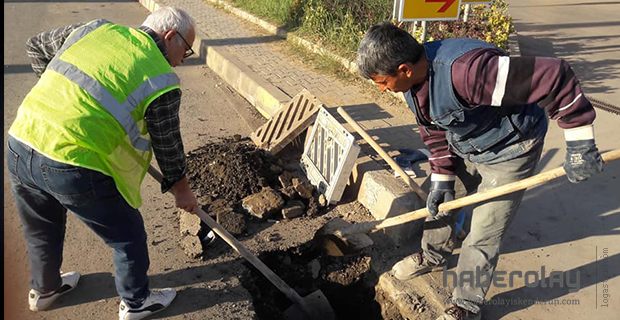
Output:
top-left (7, 136), bottom-right (150, 304)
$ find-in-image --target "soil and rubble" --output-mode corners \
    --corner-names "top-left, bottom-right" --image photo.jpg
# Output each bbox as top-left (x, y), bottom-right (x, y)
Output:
top-left (181, 137), bottom-right (327, 247)
top-left (175, 136), bottom-right (433, 319)
top-left (173, 136), bottom-right (402, 318)
top-left (178, 136), bottom-right (330, 258)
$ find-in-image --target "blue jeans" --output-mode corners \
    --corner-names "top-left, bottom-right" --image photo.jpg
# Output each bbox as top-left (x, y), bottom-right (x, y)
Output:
top-left (6, 136), bottom-right (150, 305)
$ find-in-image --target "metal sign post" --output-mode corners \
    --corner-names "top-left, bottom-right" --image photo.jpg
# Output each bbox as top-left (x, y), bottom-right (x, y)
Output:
top-left (463, 4), bottom-right (470, 22)
top-left (393, 0), bottom-right (400, 21)
top-left (460, 1), bottom-right (490, 22)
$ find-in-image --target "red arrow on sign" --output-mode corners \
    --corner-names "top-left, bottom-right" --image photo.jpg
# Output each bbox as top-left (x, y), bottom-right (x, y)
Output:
top-left (425, 0), bottom-right (457, 13)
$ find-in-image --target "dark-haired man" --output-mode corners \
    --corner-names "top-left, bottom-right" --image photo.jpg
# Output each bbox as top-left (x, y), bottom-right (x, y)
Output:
top-left (356, 22), bottom-right (603, 320)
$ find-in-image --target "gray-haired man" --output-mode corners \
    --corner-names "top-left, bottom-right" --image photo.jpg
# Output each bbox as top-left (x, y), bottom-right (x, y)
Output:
top-left (8, 7), bottom-right (199, 320)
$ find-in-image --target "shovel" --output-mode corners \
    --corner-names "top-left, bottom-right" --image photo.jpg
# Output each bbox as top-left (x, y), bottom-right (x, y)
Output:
top-left (317, 149), bottom-right (620, 256)
top-left (147, 166), bottom-right (335, 320)
top-left (337, 107), bottom-right (428, 200)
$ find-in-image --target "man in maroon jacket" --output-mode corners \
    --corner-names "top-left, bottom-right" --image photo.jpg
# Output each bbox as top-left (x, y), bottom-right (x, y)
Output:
top-left (357, 22), bottom-right (603, 320)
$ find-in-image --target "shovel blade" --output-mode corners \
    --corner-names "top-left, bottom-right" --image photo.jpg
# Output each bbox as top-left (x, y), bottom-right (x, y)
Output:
top-left (284, 290), bottom-right (336, 320)
top-left (315, 218), bottom-right (374, 256)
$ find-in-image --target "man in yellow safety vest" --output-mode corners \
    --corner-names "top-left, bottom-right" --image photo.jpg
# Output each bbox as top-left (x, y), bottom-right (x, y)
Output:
top-left (7, 7), bottom-right (200, 320)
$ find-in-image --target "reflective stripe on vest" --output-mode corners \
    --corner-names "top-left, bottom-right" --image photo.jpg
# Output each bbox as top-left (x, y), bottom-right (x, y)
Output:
top-left (57, 19), bottom-right (110, 56)
top-left (47, 59), bottom-right (179, 151)
top-left (47, 19), bottom-right (180, 152)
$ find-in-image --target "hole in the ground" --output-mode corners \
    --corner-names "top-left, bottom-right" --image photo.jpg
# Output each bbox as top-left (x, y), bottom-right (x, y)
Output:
top-left (239, 241), bottom-right (387, 320)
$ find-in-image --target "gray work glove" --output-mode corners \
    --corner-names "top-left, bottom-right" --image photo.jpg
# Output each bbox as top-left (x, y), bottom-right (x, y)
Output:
top-left (426, 174), bottom-right (456, 217)
top-left (563, 125), bottom-right (603, 183)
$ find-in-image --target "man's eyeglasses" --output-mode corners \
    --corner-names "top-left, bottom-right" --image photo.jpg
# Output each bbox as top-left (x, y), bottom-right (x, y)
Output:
top-left (176, 32), bottom-right (195, 59)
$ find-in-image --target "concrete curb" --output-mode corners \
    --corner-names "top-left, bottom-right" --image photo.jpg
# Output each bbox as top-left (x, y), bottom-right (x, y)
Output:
top-left (139, 0), bottom-right (290, 118)
top-left (202, 44), bottom-right (290, 118)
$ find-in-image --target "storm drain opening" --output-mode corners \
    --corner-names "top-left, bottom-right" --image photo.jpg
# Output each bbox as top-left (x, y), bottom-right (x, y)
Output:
top-left (239, 243), bottom-right (398, 320)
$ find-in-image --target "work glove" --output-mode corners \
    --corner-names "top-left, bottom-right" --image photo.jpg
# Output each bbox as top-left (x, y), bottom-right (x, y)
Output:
top-left (563, 125), bottom-right (603, 183)
top-left (427, 174), bottom-right (456, 217)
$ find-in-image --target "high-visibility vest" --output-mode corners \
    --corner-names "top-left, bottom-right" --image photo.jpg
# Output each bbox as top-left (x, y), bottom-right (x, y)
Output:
top-left (9, 19), bottom-right (180, 208)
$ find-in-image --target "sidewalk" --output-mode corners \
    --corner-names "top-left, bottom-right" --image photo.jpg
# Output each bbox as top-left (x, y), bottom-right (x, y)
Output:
top-left (140, 1), bottom-right (620, 319)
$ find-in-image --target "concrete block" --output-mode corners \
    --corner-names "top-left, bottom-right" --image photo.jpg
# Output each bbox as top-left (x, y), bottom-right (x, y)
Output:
top-left (376, 270), bottom-right (452, 320)
top-left (377, 273), bottom-right (427, 319)
top-left (241, 187), bottom-right (285, 219)
top-left (281, 200), bottom-right (305, 219)
top-left (291, 177), bottom-right (314, 199)
top-left (180, 235), bottom-right (203, 259)
top-left (279, 186), bottom-right (298, 200)
top-left (179, 210), bottom-right (202, 236)
top-left (278, 171), bottom-right (294, 188)
top-left (357, 170), bottom-right (425, 245)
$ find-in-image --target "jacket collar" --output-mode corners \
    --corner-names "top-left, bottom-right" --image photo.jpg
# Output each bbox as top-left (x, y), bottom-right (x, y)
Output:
top-left (138, 26), bottom-right (167, 59)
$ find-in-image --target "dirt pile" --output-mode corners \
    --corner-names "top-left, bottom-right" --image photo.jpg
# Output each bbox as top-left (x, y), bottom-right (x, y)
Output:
top-left (184, 137), bottom-right (395, 319)
top-left (182, 137), bottom-right (327, 255)
top-left (186, 136), bottom-right (278, 205)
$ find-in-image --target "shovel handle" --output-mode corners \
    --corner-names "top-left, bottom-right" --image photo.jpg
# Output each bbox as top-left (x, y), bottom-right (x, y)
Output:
top-left (337, 107), bottom-right (428, 200)
top-left (338, 148), bottom-right (620, 236)
top-left (146, 166), bottom-right (308, 307)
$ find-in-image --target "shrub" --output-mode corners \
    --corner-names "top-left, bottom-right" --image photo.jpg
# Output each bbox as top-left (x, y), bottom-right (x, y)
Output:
top-left (228, 0), bottom-right (304, 28)
top-left (410, 0), bottom-right (514, 49)
top-left (299, 0), bottom-right (391, 58)
top-left (227, 0), bottom-right (514, 57)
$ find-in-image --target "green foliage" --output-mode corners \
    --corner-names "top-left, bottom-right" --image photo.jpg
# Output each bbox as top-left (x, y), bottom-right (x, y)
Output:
top-left (409, 0), bottom-right (514, 49)
top-left (299, 0), bottom-right (391, 58)
top-left (227, 0), bottom-right (514, 57)
top-left (228, 0), bottom-right (304, 28)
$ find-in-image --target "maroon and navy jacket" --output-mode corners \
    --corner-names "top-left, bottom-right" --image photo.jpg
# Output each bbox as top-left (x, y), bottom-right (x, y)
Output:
top-left (408, 39), bottom-right (595, 175)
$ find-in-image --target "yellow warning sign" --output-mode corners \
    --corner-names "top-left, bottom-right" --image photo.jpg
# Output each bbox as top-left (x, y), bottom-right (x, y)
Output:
top-left (400, 0), bottom-right (461, 21)
top-left (462, 0), bottom-right (490, 3)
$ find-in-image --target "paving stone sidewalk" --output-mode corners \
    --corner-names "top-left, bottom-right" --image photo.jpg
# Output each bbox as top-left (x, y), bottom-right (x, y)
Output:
top-left (143, 0), bottom-right (427, 163)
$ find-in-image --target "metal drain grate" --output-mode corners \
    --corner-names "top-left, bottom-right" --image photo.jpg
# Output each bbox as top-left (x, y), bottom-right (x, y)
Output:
top-left (250, 89), bottom-right (322, 154)
top-left (301, 107), bottom-right (360, 204)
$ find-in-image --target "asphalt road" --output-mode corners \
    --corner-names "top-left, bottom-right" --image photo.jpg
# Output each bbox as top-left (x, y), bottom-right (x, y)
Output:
top-left (508, 0), bottom-right (620, 104)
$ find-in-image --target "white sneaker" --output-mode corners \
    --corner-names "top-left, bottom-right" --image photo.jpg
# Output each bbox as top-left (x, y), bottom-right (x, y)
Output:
top-left (29, 271), bottom-right (81, 311)
top-left (118, 288), bottom-right (177, 320)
